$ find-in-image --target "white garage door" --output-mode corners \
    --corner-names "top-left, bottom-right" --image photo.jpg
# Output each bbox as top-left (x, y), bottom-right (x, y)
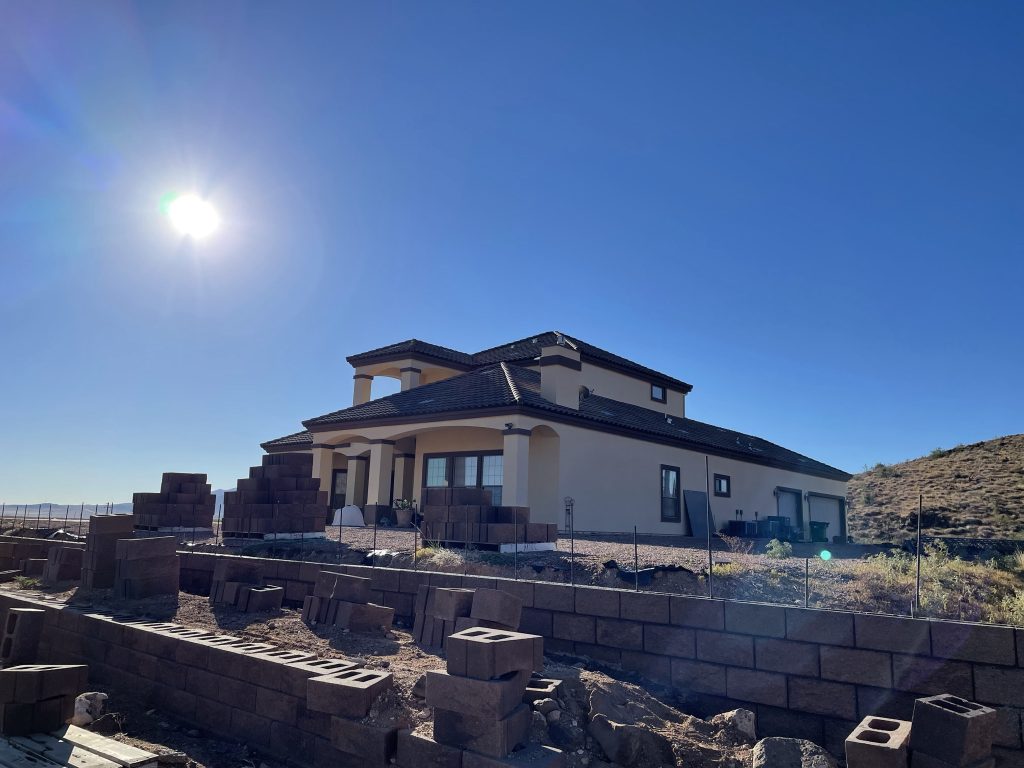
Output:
top-left (808, 496), bottom-right (842, 541)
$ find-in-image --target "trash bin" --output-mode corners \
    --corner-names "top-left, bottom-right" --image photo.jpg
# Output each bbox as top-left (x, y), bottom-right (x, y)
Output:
top-left (810, 521), bottom-right (830, 543)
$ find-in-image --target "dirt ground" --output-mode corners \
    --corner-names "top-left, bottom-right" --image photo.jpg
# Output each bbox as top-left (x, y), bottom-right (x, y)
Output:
top-left (11, 582), bottom-right (757, 768)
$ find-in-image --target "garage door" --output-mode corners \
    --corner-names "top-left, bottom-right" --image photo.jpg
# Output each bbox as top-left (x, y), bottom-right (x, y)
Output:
top-left (808, 495), bottom-right (842, 541)
top-left (776, 489), bottom-right (800, 527)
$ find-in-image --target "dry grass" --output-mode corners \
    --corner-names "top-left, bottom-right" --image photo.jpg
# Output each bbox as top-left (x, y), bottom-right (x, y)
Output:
top-left (847, 433), bottom-right (1024, 542)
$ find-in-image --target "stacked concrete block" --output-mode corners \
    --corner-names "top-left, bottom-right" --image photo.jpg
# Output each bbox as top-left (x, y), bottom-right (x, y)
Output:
top-left (845, 716), bottom-right (912, 768)
top-left (222, 453), bottom-right (328, 540)
top-left (41, 546), bottom-right (83, 585)
top-left (307, 667), bottom-right (393, 718)
top-left (0, 541), bottom-right (48, 572)
top-left (0, 664), bottom-right (87, 736)
top-left (20, 559), bottom-right (46, 577)
top-left (422, 626), bottom-right (554, 763)
top-left (81, 515), bottom-right (136, 589)
top-left (132, 472), bottom-right (216, 531)
top-left (419, 488), bottom-right (557, 547)
top-left (909, 694), bottom-right (997, 768)
top-left (0, 608), bottom-right (45, 667)
top-left (113, 537), bottom-right (180, 599)
top-left (413, 587), bottom-right (475, 649)
top-left (302, 571), bottom-right (395, 632)
top-left (208, 559), bottom-right (282, 612)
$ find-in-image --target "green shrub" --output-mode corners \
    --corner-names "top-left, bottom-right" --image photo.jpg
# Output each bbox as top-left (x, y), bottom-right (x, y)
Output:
top-left (765, 539), bottom-right (793, 559)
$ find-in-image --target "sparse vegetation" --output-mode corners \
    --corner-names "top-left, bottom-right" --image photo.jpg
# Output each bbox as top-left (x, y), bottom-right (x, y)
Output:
top-left (764, 539), bottom-right (793, 559)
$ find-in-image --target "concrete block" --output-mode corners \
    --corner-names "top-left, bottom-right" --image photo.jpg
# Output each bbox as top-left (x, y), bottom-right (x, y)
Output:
top-left (670, 595), bottom-right (725, 630)
top-left (755, 638), bottom-right (819, 677)
top-left (595, 618), bottom-right (643, 651)
top-left (368, 568), bottom-right (402, 593)
top-left (425, 670), bottom-right (529, 719)
top-left (726, 667), bottom-right (787, 707)
top-left (974, 667), bottom-right (1024, 708)
top-left (725, 601), bottom-right (786, 638)
top-left (892, 655), bottom-right (974, 698)
top-left (756, 704), bottom-right (824, 743)
top-left (785, 607), bottom-right (854, 645)
top-left (855, 614), bottom-right (931, 655)
top-left (495, 580), bottom-right (534, 608)
top-left (695, 630), bottom-right (754, 667)
top-left (574, 587), bottom-right (619, 618)
top-left (821, 646), bottom-right (893, 688)
top-left (434, 588), bottom-right (476, 620)
top-left (471, 589), bottom-right (522, 628)
top-left (910, 753), bottom-right (995, 768)
top-left (930, 622), bottom-right (1016, 666)
top-left (552, 614), bottom-right (594, 644)
top-left (789, 677), bottom-right (858, 720)
top-left (330, 717), bottom-right (398, 764)
top-left (446, 628), bottom-right (540, 680)
top-left (845, 716), bottom-right (911, 768)
top-left (433, 703), bottom-right (530, 757)
top-left (115, 536), bottom-right (177, 560)
top-left (396, 730), bottom-right (463, 768)
top-left (519, 608), bottom-right (553, 638)
top-left (524, 677), bottom-right (562, 703)
top-left (0, 608), bottom-right (45, 666)
top-left (858, 686), bottom-right (920, 721)
top-left (307, 669), bottom-right (393, 718)
top-left (276, 658), bottom-right (362, 698)
top-left (334, 602), bottom-right (394, 631)
top-left (620, 591), bottom-right (670, 624)
top-left (533, 584), bottom-right (574, 613)
top-left (643, 625), bottom-right (695, 658)
top-left (910, 694), bottom-right (997, 766)
top-left (670, 659), bottom-right (727, 696)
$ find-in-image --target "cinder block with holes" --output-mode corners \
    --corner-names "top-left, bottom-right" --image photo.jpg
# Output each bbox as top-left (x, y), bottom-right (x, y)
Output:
top-left (524, 677), bottom-right (562, 703)
top-left (307, 668), bottom-right (394, 718)
top-left (433, 589), bottom-right (476, 621)
top-left (0, 608), bottom-right (45, 666)
top-left (446, 628), bottom-right (541, 680)
top-left (425, 670), bottom-right (529, 720)
top-left (470, 589), bottom-right (522, 629)
top-left (279, 658), bottom-right (362, 699)
top-left (910, 694), bottom-right (997, 766)
top-left (846, 716), bottom-right (911, 768)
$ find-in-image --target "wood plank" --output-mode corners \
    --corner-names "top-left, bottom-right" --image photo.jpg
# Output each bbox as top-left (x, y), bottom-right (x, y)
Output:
top-left (8, 735), bottom-right (119, 768)
top-left (48, 729), bottom-right (155, 768)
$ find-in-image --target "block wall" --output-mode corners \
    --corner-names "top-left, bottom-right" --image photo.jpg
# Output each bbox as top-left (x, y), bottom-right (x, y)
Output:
top-left (178, 551), bottom-right (1024, 764)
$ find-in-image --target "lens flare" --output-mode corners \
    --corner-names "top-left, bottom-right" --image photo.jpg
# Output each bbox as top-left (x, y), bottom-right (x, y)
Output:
top-left (165, 194), bottom-right (220, 239)
top-left (820, 550), bottom-right (832, 561)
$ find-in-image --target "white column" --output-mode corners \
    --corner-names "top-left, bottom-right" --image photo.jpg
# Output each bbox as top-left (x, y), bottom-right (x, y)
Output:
top-left (366, 441), bottom-right (395, 506)
top-left (399, 367), bottom-right (422, 391)
top-left (353, 374), bottom-right (373, 405)
top-left (311, 445), bottom-right (334, 497)
top-left (346, 457), bottom-right (368, 507)
top-left (502, 428), bottom-right (531, 507)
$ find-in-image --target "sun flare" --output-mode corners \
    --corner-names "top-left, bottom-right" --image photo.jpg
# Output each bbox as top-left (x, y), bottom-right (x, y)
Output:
top-left (166, 194), bottom-right (220, 239)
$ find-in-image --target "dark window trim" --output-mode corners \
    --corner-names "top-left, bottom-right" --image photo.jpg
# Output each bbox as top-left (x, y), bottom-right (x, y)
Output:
top-left (775, 486), bottom-right (804, 531)
top-left (713, 473), bottom-right (731, 498)
top-left (806, 491), bottom-right (848, 539)
top-left (660, 464), bottom-right (681, 522)
top-left (422, 450), bottom-right (502, 489)
top-left (330, 468), bottom-right (348, 508)
top-left (650, 384), bottom-right (667, 403)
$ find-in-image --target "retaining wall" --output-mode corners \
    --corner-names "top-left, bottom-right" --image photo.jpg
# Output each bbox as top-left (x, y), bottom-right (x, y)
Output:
top-left (179, 551), bottom-right (1024, 764)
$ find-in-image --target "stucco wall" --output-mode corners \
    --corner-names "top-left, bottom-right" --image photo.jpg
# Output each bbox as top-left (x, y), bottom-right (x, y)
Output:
top-left (520, 361), bottom-right (687, 417)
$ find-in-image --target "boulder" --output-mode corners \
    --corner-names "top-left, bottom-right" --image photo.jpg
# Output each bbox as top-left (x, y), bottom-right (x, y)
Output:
top-left (751, 738), bottom-right (836, 768)
top-left (588, 714), bottom-right (675, 767)
top-left (709, 708), bottom-right (756, 741)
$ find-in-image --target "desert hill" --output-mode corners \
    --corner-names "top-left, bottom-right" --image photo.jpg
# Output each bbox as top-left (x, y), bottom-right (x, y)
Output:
top-left (846, 434), bottom-right (1024, 542)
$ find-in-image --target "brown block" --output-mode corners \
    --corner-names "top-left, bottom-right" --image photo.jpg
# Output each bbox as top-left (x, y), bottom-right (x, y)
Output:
top-left (0, 608), bottom-right (45, 666)
top-left (89, 515), bottom-right (136, 534)
top-left (821, 646), bottom-right (893, 688)
top-left (695, 630), bottom-right (753, 667)
top-left (726, 667), bottom-right (787, 707)
top-left (396, 730), bottom-right (463, 768)
top-left (574, 587), bottom-right (619, 618)
top-left (446, 628), bottom-right (541, 680)
top-left (471, 589), bottom-right (522, 629)
top-left (788, 677), bottom-right (857, 720)
top-left (433, 588), bottom-right (475, 620)
top-left (333, 602), bottom-right (394, 632)
top-left (425, 670), bottom-right (529, 720)
top-left (307, 668), bottom-right (393, 718)
top-left (643, 625), bottom-right (696, 659)
top-left (278, 658), bottom-right (362, 699)
top-left (312, 572), bottom-right (370, 602)
top-left (845, 716), bottom-right (911, 768)
top-left (433, 703), bottom-right (530, 757)
top-left (909, 694), bottom-right (998, 766)
top-left (330, 717), bottom-right (398, 764)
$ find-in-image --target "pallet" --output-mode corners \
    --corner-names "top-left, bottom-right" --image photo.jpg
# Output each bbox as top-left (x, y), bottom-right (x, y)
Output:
top-left (1, 726), bottom-right (157, 768)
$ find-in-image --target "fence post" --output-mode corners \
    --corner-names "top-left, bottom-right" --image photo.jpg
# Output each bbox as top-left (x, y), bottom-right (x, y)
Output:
top-left (46, 504), bottom-right (52, 530)
top-left (914, 493), bottom-right (923, 618)
top-left (63, 504), bottom-right (70, 531)
top-left (804, 558), bottom-right (809, 608)
top-left (514, 523), bottom-right (519, 581)
top-left (570, 508), bottom-right (576, 587)
top-left (413, 525), bottom-right (418, 571)
top-left (633, 526), bottom-right (639, 592)
top-left (372, 517), bottom-right (377, 570)
top-left (705, 456), bottom-right (713, 598)
top-left (78, 503), bottom-right (84, 537)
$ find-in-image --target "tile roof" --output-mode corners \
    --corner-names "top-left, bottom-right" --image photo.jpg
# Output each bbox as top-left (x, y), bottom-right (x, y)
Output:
top-left (260, 429), bottom-right (313, 451)
top-left (346, 331), bottom-right (692, 391)
top-left (292, 364), bottom-right (850, 481)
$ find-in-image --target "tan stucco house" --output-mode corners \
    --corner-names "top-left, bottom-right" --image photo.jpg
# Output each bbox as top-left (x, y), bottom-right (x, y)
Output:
top-left (261, 332), bottom-right (852, 541)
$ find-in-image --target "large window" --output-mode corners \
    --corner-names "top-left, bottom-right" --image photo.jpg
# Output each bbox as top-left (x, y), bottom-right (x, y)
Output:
top-left (661, 465), bottom-right (681, 522)
top-left (424, 451), bottom-right (503, 506)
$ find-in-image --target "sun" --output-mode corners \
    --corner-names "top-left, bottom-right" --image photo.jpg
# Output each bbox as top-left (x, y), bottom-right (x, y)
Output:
top-left (165, 194), bottom-right (220, 239)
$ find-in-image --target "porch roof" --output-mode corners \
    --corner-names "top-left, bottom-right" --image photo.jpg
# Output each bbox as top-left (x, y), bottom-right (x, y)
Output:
top-left (262, 364), bottom-right (850, 481)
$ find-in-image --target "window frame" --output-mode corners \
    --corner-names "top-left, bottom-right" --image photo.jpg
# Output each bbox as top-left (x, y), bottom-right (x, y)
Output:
top-left (422, 450), bottom-right (504, 502)
top-left (713, 473), bottom-right (731, 498)
top-left (650, 383), bottom-right (667, 403)
top-left (660, 464), bottom-right (681, 522)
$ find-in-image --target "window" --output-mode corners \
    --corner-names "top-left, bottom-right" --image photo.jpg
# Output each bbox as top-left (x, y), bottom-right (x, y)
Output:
top-left (651, 384), bottom-right (666, 403)
top-left (330, 469), bottom-right (347, 508)
top-left (423, 451), bottom-right (503, 505)
top-left (714, 474), bottom-right (731, 497)
top-left (660, 465), bottom-right (681, 522)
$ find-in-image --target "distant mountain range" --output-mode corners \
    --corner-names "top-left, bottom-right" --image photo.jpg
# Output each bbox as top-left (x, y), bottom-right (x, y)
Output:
top-left (5, 489), bottom-right (234, 518)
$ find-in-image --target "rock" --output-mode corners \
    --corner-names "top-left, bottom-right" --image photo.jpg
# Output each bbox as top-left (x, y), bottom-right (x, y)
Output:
top-left (411, 674), bottom-right (426, 698)
top-left (548, 721), bottom-right (577, 749)
top-left (751, 738), bottom-right (836, 768)
top-left (534, 698), bottom-right (559, 715)
top-left (546, 710), bottom-right (561, 723)
top-left (588, 713), bottom-right (675, 766)
top-left (70, 692), bottom-right (108, 726)
top-left (532, 711), bottom-right (548, 728)
top-left (710, 708), bottom-right (757, 741)
top-left (155, 750), bottom-right (189, 765)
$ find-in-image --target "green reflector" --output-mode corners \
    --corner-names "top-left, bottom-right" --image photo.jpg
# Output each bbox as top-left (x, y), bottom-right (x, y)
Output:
top-left (820, 550), bottom-right (832, 561)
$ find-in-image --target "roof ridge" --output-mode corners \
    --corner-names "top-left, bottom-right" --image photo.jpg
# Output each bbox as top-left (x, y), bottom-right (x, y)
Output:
top-left (500, 361), bottom-right (522, 402)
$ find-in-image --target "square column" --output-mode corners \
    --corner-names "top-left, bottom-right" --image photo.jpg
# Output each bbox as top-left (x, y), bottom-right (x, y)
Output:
top-left (366, 440), bottom-right (395, 506)
top-left (311, 445), bottom-right (335, 495)
top-left (502, 428), bottom-right (531, 507)
top-left (392, 453), bottom-right (416, 502)
top-left (345, 457), bottom-right (368, 508)
top-left (353, 374), bottom-right (373, 406)
top-left (399, 366), bottom-right (422, 391)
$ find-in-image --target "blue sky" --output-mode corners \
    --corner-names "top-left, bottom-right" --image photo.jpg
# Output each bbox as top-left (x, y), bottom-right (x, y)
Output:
top-left (1, 2), bottom-right (1021, 503)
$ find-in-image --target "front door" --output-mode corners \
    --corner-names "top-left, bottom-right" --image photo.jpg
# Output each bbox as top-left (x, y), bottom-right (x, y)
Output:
top-left (331, 469), bottom-right (348, 509)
